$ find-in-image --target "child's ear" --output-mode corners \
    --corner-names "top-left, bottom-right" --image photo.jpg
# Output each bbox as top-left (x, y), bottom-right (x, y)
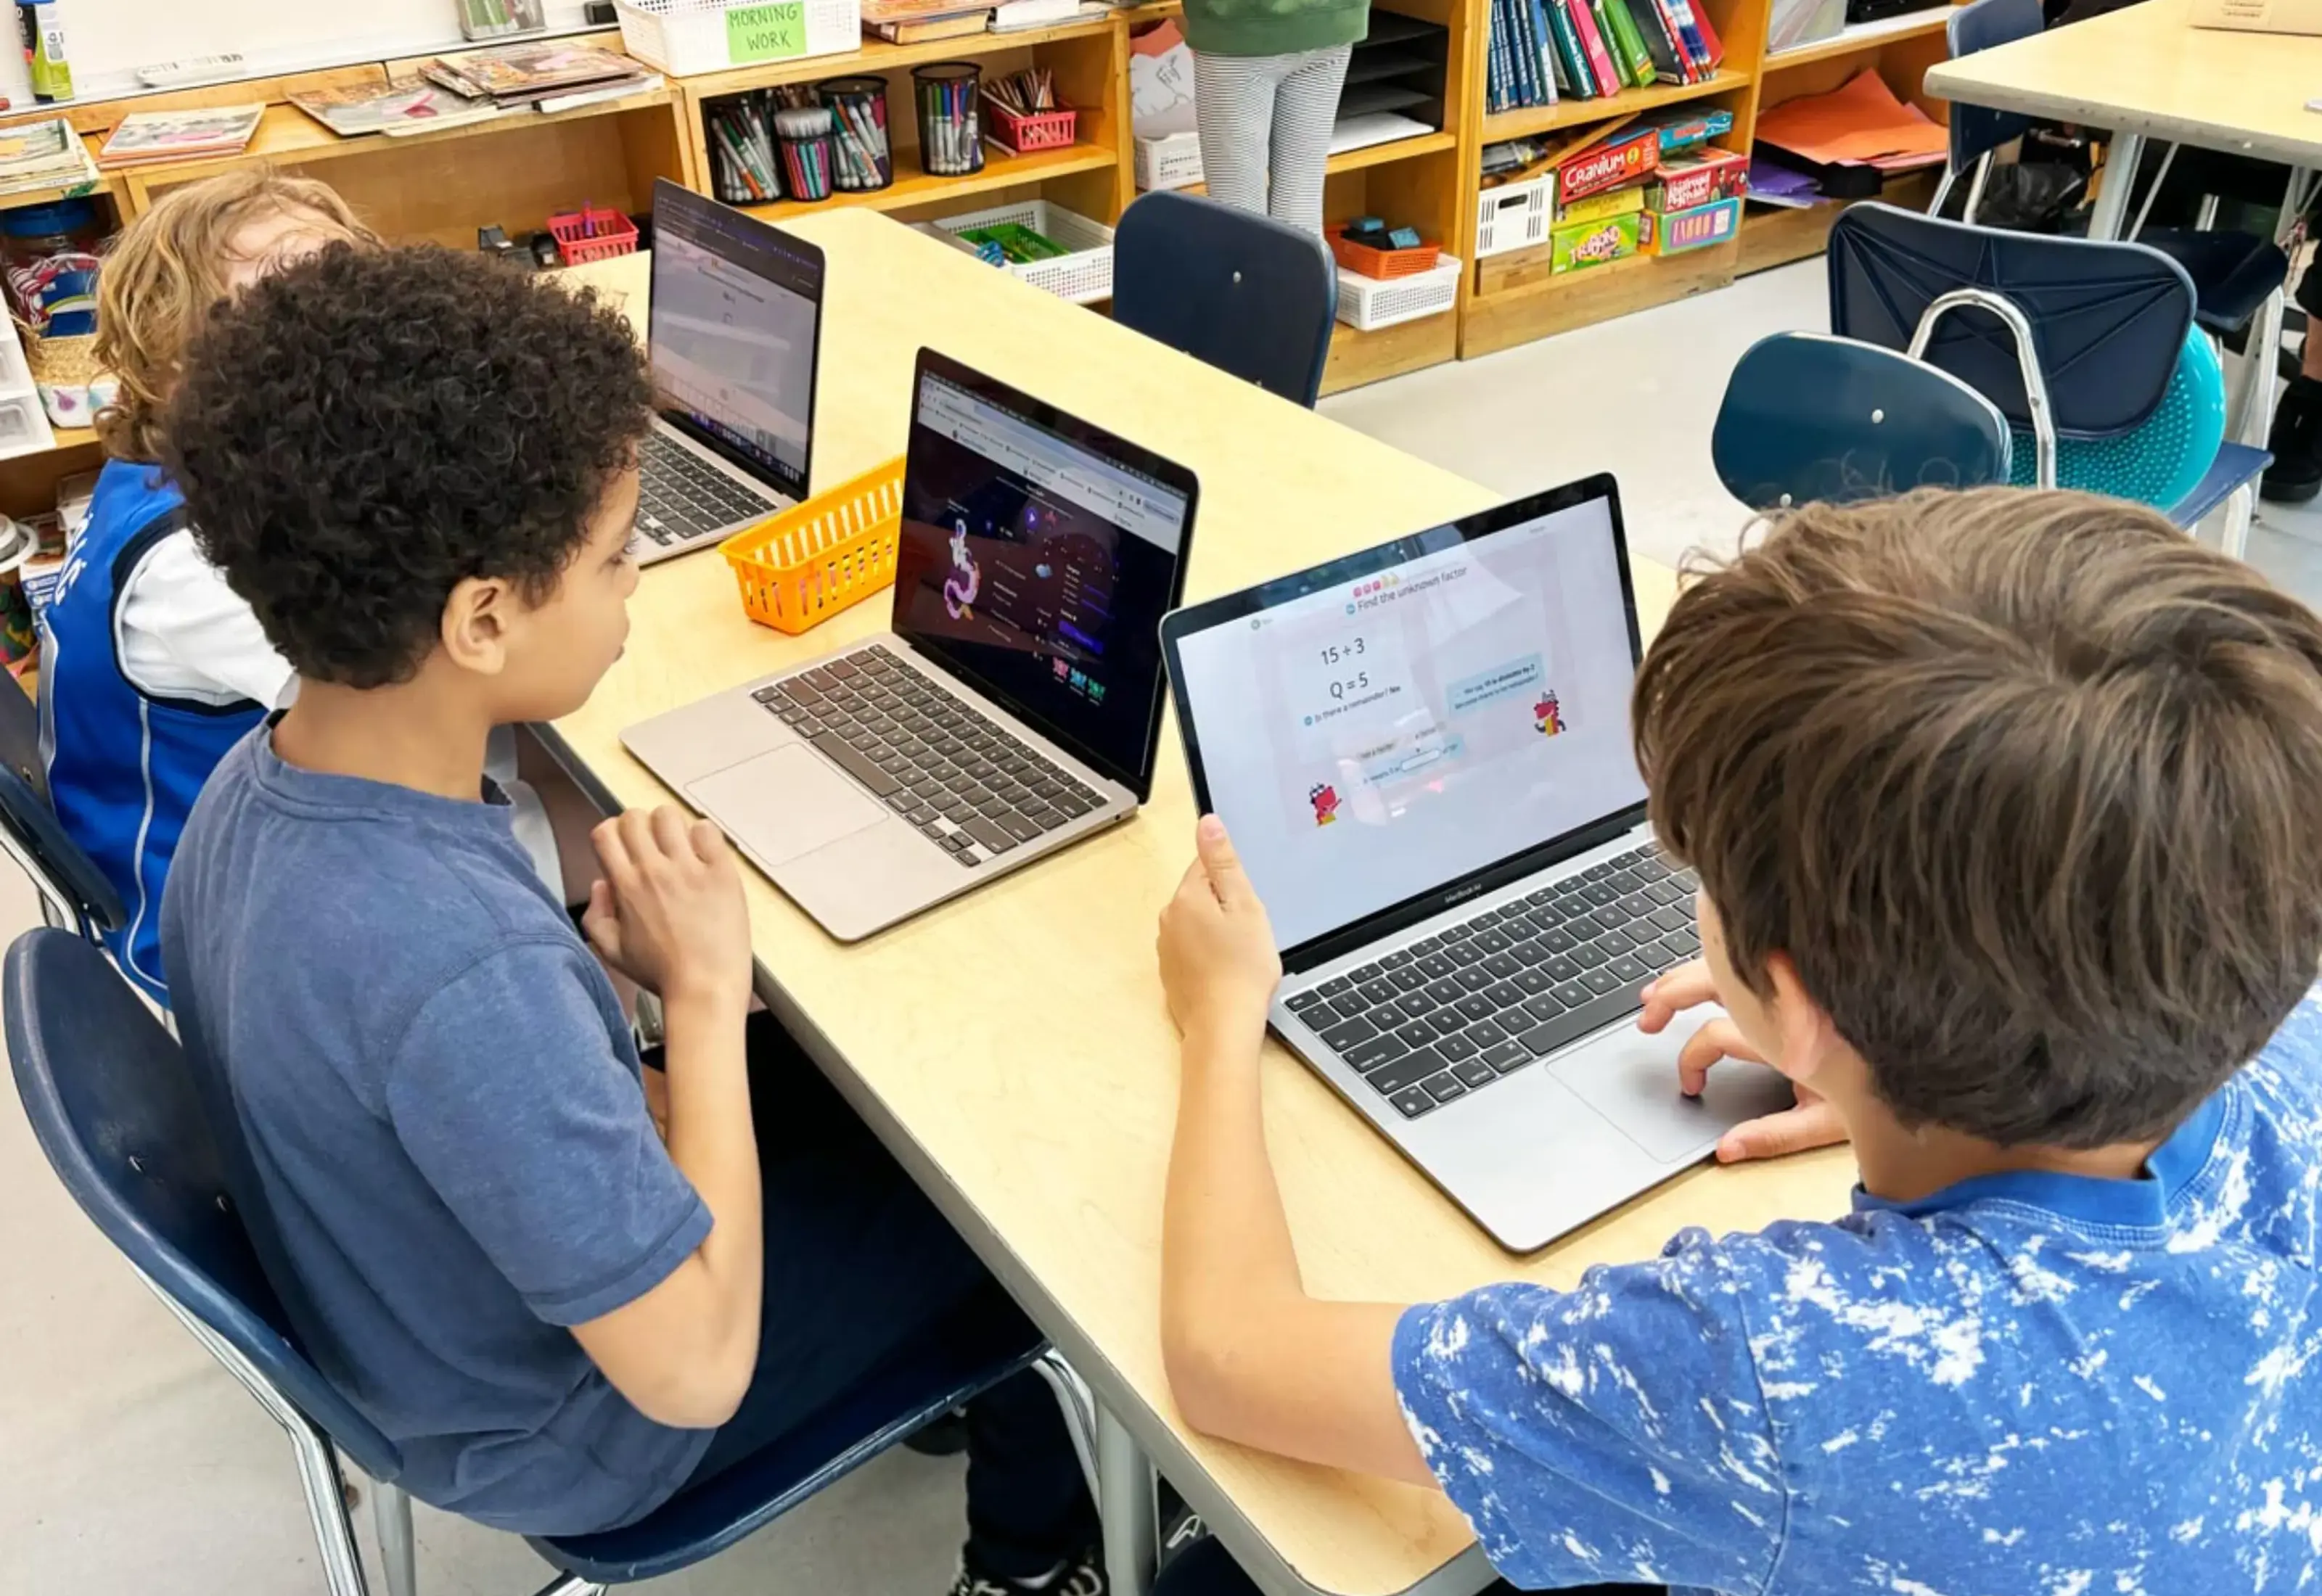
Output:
top-left (1762, 951), bottom-right (1842, 1087)
top-left (440, 575), bottom-right (511, 676)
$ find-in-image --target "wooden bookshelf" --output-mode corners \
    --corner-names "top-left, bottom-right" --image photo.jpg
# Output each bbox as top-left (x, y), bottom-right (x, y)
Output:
top-left (1480, 69), bottom-right (1754, 141)
top-left (1764, 7), bottom-right (1951, 69)
top-left (740, 140), bottom-right (1120, 222)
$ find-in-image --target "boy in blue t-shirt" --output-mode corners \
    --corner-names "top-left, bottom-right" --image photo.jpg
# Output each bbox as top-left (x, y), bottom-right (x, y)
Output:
top-left (1151, 488), bottom-right (2322, 1595)
top-left (155, 244), bottom-right (1096, 1595)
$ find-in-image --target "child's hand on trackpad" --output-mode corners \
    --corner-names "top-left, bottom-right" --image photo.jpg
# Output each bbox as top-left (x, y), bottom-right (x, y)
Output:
top-left (1640, 961), bottom-right (1847, 1163)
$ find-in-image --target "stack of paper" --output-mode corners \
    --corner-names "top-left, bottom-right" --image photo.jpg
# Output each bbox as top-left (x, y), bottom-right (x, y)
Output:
top-left (0, 118), bottom-right (99, 198)
top-left (97, 106), bottom-right (266, 168)
top-left (1753, 69), bottom-right (1947, 175)
top-left (290, 82), bottom-right (507, 139)
top-left (422, 43), bottom-right (657, 110)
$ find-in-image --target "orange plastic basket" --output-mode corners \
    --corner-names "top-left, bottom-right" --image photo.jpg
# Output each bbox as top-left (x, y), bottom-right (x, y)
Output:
top-left (719, 456), bottom-right (904, 635)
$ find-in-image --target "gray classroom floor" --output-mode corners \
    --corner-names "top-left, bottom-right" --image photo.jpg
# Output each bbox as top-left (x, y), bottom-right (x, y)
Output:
top-left (6, 258), bottom-right (2320, 1596)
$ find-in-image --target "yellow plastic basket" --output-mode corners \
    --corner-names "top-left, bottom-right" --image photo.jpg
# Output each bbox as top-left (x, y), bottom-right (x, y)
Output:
top-left (718, 456), bottom-right (904, 635)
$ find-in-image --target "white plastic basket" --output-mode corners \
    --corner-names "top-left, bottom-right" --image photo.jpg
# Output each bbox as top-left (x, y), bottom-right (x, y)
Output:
top-left (1475, 172), bottom-right (1554, 259)
top-left (1134, 131), bottom-right (1202, 192)
top-left (1336, 252), bottom-right (1460, 332)
top-left (614, 0), bottom-right (863, 75)
top-left (932, 200), bottom-right (1115, 303)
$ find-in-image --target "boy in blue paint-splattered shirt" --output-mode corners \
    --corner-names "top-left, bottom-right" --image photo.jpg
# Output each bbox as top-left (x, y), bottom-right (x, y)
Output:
top-left (1149, 488), bottom-right (2322, 1595)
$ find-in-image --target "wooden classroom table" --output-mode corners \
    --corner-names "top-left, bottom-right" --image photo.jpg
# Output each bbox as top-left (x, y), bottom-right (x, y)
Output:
top-left (1924, 0), bottom-right (2322, 237)
top-left (549, 212), bottom-right (1858, 1596)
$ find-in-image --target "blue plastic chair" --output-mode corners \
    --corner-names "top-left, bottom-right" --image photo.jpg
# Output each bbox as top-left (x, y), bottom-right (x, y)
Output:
top-left (1112, 191), bottom-right (1337, 407)
top-left (1829, 202), bottom-right (2270, 537)
top-left (3, 926), bottom-right (1097, 1596)
top-left (0, 677), bottom-right (121, 942)
top-left (1712, 332), bottom-right (2013, 509)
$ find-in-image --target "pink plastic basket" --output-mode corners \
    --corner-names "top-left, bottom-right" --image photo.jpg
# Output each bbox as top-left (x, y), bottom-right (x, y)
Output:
top-left (984, 102), bottom-right (1077, 155)
top-left (548, 206), bottom-right (640, 267)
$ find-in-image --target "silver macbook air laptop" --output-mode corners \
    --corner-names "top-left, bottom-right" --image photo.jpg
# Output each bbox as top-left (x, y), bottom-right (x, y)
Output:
top-left (1159, 474), bottom-right (1793, 1252)
top-left (622, 348), bottom-right (1202, 941)
top-left (631, 179), bottom-right (824, 566)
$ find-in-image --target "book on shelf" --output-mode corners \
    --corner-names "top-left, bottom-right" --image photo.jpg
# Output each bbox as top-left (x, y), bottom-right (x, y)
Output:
top-left (1564, 0), bottom-right (1622, 96)
top-left (289, 81), bottom-right (504, 138)
top-left (869, 9), bottom-right (993, 39)
top-left (1546, 0), bottom-right (1597, 96)
top-left (989, 0), bottom-right (1083, 26)
top-left (1599, 0), bottom-right (1657, 88)
top-left (97, 105), bottom-right (266, 168)
top-left (1634, 0), bottom-right (1699, 81)
top-left (533, 72), bottom-right (664, 114)
top-left (1530, 0), bottom-right (1566, 100)
top-left (0, 117), bottom-right (99, 197)
top-left (422, 42), bottom-right (644, 107)
top-left (1663, 0), bottom-right (1720, 71)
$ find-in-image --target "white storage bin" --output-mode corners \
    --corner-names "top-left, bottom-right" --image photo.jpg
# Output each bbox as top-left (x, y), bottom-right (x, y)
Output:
top-left (1135, 131), bottom-right (1203, 192)
top-left (1336, 252), bottom-right (1460, 332)
top-left (932, 200), bottom-right (1115, 304)
top-left (1475, 172), bottom-right (1554, 259)
top-left (0, 388), bottom-right (55, 461)
top-left (615, 0), bottom-right (862, 75)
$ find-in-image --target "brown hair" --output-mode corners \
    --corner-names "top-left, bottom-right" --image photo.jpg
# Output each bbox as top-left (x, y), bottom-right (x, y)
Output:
top-left (1633, 488), bottom-right (2322, 1148)
top-left (94, 170), bottom-right (373, 462)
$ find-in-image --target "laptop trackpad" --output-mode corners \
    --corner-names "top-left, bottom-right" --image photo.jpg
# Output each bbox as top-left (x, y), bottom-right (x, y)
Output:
top-left (1550, 1019), bottom-right (1797, 1163)
top-left (686, 747), bottom-right (886, 866)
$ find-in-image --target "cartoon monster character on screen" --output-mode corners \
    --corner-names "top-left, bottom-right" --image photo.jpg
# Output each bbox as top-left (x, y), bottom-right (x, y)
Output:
top-left (1308, 783), bottom-right (1342, 826)
top-left (944, 517), bottom-right (981, 621)
top-left (1534, 690), bottom-right (1565, 736)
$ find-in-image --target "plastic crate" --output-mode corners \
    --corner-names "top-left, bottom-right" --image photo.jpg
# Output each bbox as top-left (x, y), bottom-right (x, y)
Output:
top-left (932, 200), bottom-right (1115, 304)
top-left (986, 101), bottom-right (1078, 154)
top-left (1134, 131), bottom-right (1202, 191)
top-left (1329, 231), bottom-right (1440, 279)
top-left (548, 206), bottom-right (639, 266)
top-left (1335, 252), bottom-right (1460, 332)
top-left (1475, 171), bottom-right (1554, 258)
top-left (0, 388), bottom-right (54, 461)
top-left (614, 0), bottom-right (861, 75)
top-left (720, 456), bottom-right (903, 635)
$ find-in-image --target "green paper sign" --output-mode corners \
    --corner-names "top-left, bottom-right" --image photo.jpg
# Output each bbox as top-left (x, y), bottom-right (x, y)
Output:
top-left (726, 1), bottom-right (807, 63)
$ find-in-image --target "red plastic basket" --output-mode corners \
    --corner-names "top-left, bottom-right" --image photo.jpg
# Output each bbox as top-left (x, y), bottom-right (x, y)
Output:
top-left (1329, 232), bottom-right (1442, 279)
top-left (548, 206), bottom-right (640, 267)
top-left (984, 101), bottom-right (1078, 155)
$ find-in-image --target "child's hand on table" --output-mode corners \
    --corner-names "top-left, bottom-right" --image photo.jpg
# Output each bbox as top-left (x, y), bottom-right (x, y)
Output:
top-left (1641, 960), bottom-right (1847, 1162)
top-left (1157, 815), bottom-right (1282, 1045)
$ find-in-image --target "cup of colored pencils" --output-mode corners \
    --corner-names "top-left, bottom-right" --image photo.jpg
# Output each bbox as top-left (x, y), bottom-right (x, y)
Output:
top-left (912, 62), bottom-right (985, 178)
top-left (816, 76), bottom-right (893, 192)
top-left (774, 106), bottom-right (839, 203)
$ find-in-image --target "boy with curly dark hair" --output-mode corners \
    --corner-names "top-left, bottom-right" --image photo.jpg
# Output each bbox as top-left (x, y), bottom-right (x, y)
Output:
top-left (156, 244), bottom-right (1099, 1594)
top-left (1151, 488), bottom-right (2322, 1596)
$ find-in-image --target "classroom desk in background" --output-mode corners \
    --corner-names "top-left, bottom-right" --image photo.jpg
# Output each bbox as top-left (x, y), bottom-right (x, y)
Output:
top-left (1924, 0), bottom-right (2322, 237)
top-left (549, 215), bottom-right (1860, 1596)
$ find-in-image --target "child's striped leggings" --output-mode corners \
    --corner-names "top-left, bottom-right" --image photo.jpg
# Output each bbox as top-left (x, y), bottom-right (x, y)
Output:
top-left (1190, 44), bottom-right (1354, 236)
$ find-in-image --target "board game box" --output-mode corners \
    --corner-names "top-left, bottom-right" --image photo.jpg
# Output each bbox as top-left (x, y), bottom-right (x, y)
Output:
top-left (1649, 146), bottom-right (1749, 213)
top-left (1551, 210), bottom-right (1643, 273)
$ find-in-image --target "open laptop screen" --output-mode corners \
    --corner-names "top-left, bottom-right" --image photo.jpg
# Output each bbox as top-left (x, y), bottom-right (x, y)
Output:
top-left (893, 355), bottom-right (1197, 797)
top-left (1165, 482), bottom-right (1645, 953)
top-left (648, 184), bottom-right (821, 501)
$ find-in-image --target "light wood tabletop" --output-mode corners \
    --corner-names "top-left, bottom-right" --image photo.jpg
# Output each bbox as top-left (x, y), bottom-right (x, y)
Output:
top-left (551, 213), bottom-right (1858, 1596)
top-left (1924, 0), bottom-right (2322, 171)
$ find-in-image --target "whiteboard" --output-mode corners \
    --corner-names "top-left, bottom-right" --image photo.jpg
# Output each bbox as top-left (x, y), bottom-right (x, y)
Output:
top-left (51, 0), bottom-right (596, 98)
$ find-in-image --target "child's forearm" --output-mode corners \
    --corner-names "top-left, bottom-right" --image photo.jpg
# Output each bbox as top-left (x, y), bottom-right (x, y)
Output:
top-left (660, 984), bottom-right (763, 1387)
top-left (1163, 1019), bottom-right (1305, 1354)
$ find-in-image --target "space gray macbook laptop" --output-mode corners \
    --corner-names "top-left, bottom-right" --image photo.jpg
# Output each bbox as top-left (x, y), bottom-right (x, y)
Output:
top-left (1159, 474), bottom-right (1792, 1252)
top-left (631, 180), bottom-right (824, 566)
top-left (621, 349), bottom-right (1200, 941)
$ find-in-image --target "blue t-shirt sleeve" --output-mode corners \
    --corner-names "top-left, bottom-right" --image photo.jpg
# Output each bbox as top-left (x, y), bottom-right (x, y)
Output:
top-left (1392, 1230), bottom-right (1787, 1592)
top-left (384, 940), bottom-right (712, 1328)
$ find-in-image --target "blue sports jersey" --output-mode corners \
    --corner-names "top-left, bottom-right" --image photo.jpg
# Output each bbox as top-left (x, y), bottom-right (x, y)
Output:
top-left (1395, 988), bottom-right (2322, 1595)
top-left (41, 460), bottom-right (264, 1003)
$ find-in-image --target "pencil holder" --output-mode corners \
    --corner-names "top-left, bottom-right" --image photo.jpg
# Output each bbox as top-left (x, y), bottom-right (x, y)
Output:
top-left (984, 100), bottom-right (1076, 155)
top-left (774, 105), bottom-right (838, 204)
top-left (706, 92), bottom-right (782, 205)
top-left (913, 62), bottom-right (984, 178)
top-left (817, 75), bottom-right (893, 192)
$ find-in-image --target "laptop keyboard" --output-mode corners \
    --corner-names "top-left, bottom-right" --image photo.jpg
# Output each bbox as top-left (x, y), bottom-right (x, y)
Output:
top-left (1285, 845), bottom-right (1702, 1122)
top-left (754, 644), bottom-right (1107, 867)
top-left (636, 432), bottom-right (779, 551)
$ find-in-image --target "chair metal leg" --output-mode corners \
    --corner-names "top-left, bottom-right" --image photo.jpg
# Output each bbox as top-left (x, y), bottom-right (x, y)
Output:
top-left (2127, 141), bottom-right (2177, 242)
top-left (2232, 287), bottom-right (2287, 450)
top-left (1027, 1349), bottom-right (1101, 1508)
top-left (528, 1579), bottom-right (605, 1596)
top-left (1928, 165), bottom-right (1957, 219)
top-left (2223, 480), bottom-right (2256, 562)
top-left (1961, 151), bottom-right (1993, 227)
top-left (373, 1482), bottom-right (417, 1596)
top-left (2089, 131), bottom-right (2146, 239)
top-left (1096, 1405), bottom-right (1158, 1596)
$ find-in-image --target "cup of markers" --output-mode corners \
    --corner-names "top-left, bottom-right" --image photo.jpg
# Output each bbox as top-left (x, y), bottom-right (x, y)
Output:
top-left (912, 62), bottom-right (985, 178)
top-left (816, 76), bottom-right (893, 192)
top-left (774, 105), bottom-right (840, 203)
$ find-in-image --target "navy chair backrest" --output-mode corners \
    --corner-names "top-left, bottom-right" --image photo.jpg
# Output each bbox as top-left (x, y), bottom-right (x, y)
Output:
top-left (1112, 191), bottom-right (1337, 407)
top-left (4, 928), bottom-right (402, 1481)
top-left (1712, 332), bottom-right (2012, 508)
top-left (1945, 0), bottom-right (2043, 170)
top-left (1829, 202), bottom-right (2196, 438)
top-left (0, 760), bottom-right (124, 933)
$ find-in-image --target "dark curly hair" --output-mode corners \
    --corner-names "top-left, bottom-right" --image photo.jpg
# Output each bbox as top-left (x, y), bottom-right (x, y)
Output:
top-left (160, 243), bottom-right (652, 688)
